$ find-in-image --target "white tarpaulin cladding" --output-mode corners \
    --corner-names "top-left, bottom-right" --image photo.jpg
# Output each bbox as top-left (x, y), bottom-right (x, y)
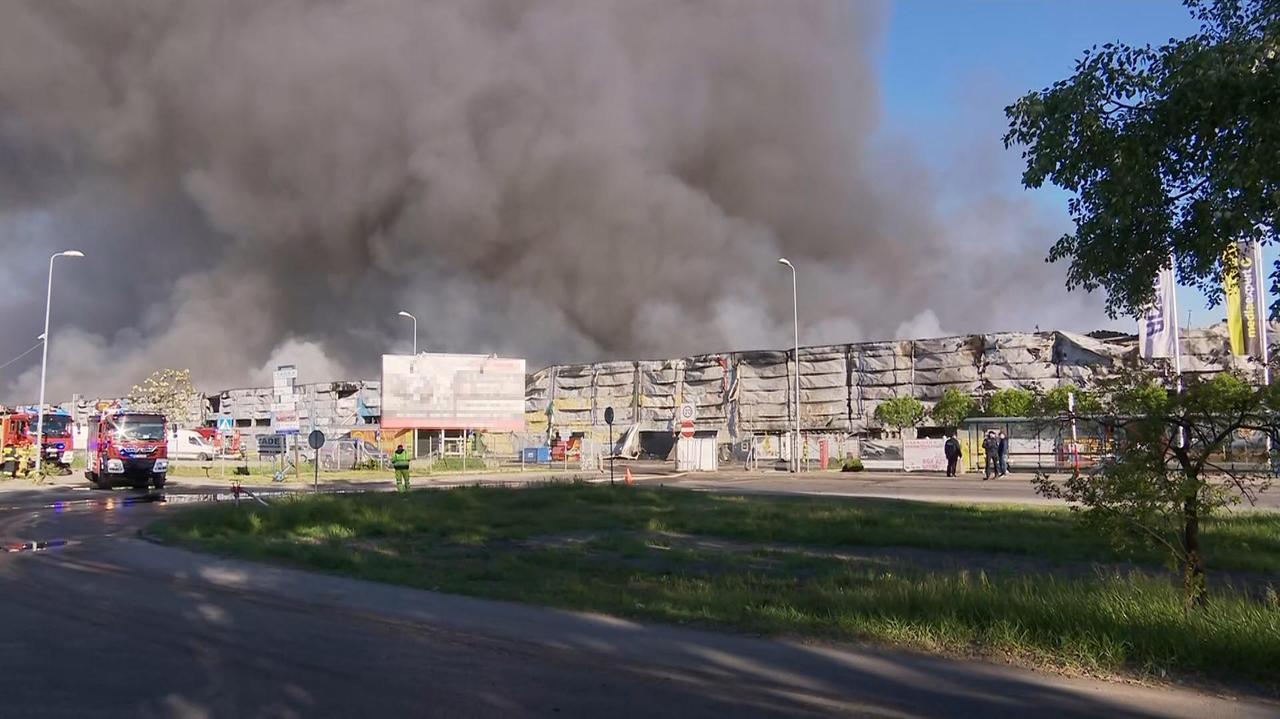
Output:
top-left (528, 322), bottom-right (1276, 438)
top-left (381, 354), bottom-right (526, 431)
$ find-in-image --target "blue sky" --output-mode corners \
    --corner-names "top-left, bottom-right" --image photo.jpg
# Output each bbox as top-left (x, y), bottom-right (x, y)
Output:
top-left (877, 0), bottom-right (1256, 329)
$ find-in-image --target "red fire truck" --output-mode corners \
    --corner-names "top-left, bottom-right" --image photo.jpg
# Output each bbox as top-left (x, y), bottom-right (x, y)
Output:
top-left (1, 409), bottom-right (78, 476)
top-left (0, 412), bottom-right (36, 478)
top-left (85, 410), bottom-right (169, 490)
top-left (19, 408), bottom-right (75, 474)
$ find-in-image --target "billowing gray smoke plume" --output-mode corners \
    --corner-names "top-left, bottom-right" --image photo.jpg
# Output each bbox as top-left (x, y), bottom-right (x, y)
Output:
top-left (0, 0), bottom-right (1109, 400)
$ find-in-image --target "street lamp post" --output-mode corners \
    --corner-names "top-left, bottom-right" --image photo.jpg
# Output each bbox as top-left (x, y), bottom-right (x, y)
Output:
top-left (778, 258), bottom-right (799, 473)
top-left (34, 250), bottom-right (84, 479)
top-left (397, 311), bottom-right (418, 356)
top-left (397, 310), bottom-right (418, 459)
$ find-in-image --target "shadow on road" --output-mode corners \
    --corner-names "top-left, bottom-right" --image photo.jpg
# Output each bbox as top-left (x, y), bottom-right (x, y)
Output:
top-left (14, 535), bottom-right (1262, 719)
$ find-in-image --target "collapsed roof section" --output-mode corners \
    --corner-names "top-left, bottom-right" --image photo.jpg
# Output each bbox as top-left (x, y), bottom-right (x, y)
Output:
top-left (526, 322), bottom-right (1273, 435)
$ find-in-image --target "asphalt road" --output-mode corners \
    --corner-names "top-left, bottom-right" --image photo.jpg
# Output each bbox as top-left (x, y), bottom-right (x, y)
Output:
top-left (0, 489), bottom-right (1276, 718)
top-left (22, 464), bottom-right (1278, 511)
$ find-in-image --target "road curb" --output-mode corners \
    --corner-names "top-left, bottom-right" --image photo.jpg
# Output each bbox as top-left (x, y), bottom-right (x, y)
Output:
top-left (135, 526), bottom-right (169, 547)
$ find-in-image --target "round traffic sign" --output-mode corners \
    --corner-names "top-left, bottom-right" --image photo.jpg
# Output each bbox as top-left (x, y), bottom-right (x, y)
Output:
top-left (678, 402), bottom-right (696, 422)
top-left (680, 420), bottom-right (695, 439)
top-left (604, 406), bottom-right (615, 425)
top-left (307, 430), bottom-right (326, 450)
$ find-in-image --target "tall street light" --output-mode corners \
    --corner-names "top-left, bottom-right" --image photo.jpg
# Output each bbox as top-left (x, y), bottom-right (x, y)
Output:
top-left (397, 310), bottom-right (418, 459)
top-left (35, 250), bottom-right (84, 478)
top-left (778, 258), bottom-right (799, 473)
top-left (397, 311), bottom-right (418, 356)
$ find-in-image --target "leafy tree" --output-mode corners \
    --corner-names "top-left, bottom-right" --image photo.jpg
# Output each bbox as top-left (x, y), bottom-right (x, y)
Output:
top-left (1113, 379), bottom-right (1173, 416)
top-left (127, 369), bottom-right (200, 430)
top-left (1039, 384), bottom-right (1103, 415)
top-left (874, 396), bottom-right (926, 463)
top-left (1004, 0), bottom-right (1280, 318)
top-left (1033, 369), bottom-right (1277, 611)
top-left (986, 388), bottom-right (1035, 417)
top-left (873, 396), bottom-right (925, 432)
top-left (931, 388), bottom-right (978, 427)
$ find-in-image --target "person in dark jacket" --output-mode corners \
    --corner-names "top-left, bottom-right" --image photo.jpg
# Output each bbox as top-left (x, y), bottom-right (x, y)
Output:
top-left (943, 434), bottom-right (962, 477)
top-left (997, 431), bottom-right (1010, 477)
top-left (982, 431), bottom-right (1000, 480)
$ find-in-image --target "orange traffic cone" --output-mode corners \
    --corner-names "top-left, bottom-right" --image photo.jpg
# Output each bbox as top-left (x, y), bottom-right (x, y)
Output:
top-left (624, 467), bottom-right (634, 486)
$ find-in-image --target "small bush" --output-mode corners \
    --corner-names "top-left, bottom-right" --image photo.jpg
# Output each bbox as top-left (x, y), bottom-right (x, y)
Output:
top-left (841, 458), bottom-right (865, 472)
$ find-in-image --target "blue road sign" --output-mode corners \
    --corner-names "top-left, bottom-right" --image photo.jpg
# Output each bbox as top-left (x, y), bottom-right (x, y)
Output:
top-left (216, 416), bottom-right (234, 433)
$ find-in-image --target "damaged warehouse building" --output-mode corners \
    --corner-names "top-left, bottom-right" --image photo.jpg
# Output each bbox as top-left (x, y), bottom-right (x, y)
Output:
top-left (525, 322), bottom-right (1270, 469)
top-left (55, 322), bottom-right (1271, 470)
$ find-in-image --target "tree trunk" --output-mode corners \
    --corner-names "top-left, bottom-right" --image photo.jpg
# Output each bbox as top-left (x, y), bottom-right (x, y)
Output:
top-left (1182, 496), bottom-right (1208, 611)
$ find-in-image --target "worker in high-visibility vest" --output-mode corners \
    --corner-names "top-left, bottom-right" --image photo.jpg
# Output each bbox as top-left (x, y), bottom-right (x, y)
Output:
top-left (4, 444), bottom-right (34, 479)
top-left (1, 443), bottom-right (18, 479)
top-left (391, 444), bottom-right (411, 492)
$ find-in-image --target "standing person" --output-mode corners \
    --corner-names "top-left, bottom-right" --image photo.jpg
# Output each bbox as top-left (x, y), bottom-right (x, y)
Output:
top-left (5, 442), bottom-right (34, 479)
top-left (997, 431), bottom-right (1010, 477)
top-left (391, 443), bottom-right (411, 493)
top-left (982, 431), bottom-right (1000, 480)
top-left (1, 443), bottom-right (17, 479)
top-left (943, 434), bottom-right (962, 477)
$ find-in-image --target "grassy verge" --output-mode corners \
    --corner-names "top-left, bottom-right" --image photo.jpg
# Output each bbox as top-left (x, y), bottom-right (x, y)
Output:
top-left (151, 484), bottom-right (1280, 687)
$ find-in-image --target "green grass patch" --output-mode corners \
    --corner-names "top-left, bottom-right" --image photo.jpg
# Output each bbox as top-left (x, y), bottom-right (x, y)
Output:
top-left (151, 484), bottom-right (1280, 687)
top-left (154, 483), bottom-right (1280, 572)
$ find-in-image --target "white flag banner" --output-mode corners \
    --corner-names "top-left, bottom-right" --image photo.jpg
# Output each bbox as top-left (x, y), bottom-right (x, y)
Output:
top-left (1139, 266), bottom-right (1178, 359)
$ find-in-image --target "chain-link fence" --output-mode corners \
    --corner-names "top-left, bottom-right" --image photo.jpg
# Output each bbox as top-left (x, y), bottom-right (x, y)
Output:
top-left (315, 437), bottom-right (389, 471)
top-left (743, 432), bottom-right (859, 471)
top-left (231, 429), bottom-right (613, 475)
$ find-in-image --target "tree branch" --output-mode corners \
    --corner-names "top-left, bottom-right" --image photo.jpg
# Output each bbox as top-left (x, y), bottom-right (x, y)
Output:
top-left (1101, 97), bottom-right (1151, 114)
top-left (1167, 176), bottom-right (1210, 203)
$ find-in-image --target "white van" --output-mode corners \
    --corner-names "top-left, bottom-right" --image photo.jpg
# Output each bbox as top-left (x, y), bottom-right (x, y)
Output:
top-left (167, 429), bottom-right (215, 462)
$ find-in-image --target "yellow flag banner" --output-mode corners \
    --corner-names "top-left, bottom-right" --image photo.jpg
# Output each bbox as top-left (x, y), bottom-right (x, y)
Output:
top-left (1225, 243), bottom-right (1245, 355)
top-left (1224, 240), bottom-right (1264, 358)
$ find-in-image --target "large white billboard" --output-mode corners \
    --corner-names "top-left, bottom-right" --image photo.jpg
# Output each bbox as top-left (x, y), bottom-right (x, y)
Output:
top-left (380, 354), bottom-right (526, 431)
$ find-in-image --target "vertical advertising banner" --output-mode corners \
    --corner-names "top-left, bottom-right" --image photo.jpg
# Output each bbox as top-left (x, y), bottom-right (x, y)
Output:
top-left (1225, 240), bottom-right (1265, 358)
top-left (1139, 266), bottom-right (1177, 359)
